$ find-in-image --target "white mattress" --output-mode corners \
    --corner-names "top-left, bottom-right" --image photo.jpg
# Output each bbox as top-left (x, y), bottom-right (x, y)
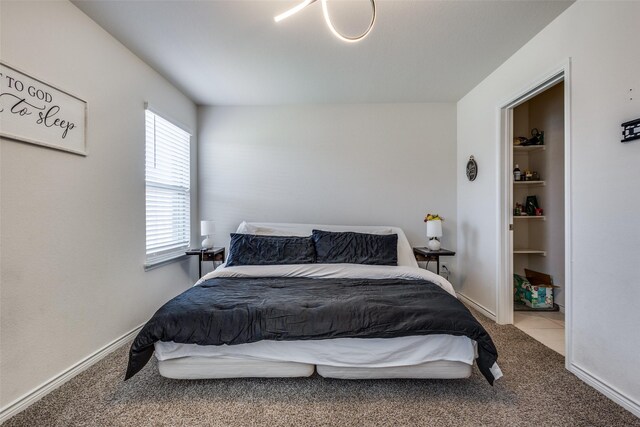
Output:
top-left (316, 360), bottom-right (472, 379)
top-left (158, 357), bottom-right (314, 379)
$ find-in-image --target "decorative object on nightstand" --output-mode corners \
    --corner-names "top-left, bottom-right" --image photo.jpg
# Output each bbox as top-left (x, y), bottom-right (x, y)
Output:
top-left (201, 220), bottom-right (215, 248)
top-left (427, 221), bottom-right (442, 250)
top-left (424, 213), bottom-right (444, 251)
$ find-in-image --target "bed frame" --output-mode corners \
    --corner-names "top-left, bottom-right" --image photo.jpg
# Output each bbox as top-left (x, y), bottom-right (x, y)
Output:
top-left (155, 222), bottom-right (476, 382)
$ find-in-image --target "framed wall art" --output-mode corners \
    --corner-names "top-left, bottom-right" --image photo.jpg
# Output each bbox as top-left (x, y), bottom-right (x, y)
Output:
top-left (0, 62), bottom-right (87, 156)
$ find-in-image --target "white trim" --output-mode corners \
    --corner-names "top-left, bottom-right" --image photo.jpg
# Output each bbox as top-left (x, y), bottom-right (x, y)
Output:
top-left (495, 60), bottom-right (570, 325)
top-left (456, 292), bottom-right (497, 321)
top-left (569, 363), bottom-right (640, 418)
top-left (495, 59), bottom-right (572, 330)
top-left (496, 58), bottom-right (576, 378)
top-left (144, 252), bottom-right (189, 271)
top-left (0, 324), bottom-right (143, 424)
top-left (496, 62), bottom-right (566, 110)
top-left (561, 63), bottom-right (573, 369)
top-left (496, 106), bottom-right (513, 325)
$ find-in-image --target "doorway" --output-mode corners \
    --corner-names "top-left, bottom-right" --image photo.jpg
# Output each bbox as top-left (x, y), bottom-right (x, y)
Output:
top-left (497, 63), bottom-right (572, 363)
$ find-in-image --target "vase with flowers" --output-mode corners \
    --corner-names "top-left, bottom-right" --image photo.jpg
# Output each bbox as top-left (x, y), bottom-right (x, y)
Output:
top-left (424, 214), bottom-right (444, 251)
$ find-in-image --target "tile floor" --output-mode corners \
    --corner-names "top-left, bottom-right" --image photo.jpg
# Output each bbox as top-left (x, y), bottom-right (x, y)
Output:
top-left (513, 310), bottom-right (565, 356)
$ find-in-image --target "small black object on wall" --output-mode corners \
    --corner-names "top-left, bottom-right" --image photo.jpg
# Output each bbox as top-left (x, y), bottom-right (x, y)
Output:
top-left (621, 118), bottom-right (640, 143)
top-left (466, 156), bottom-right (478, 181)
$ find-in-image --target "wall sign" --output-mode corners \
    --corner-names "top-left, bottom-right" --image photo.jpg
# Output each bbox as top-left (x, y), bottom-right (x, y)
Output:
top-left (621, 118), bottom-right (640, 143)
top-left (0, 62), bottom-right (87, 156)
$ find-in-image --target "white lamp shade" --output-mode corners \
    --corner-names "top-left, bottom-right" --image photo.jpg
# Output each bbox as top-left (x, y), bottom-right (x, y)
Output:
top-left (201, 220), bottom-right (215, 236)
top-left (426, 220), bottom-right (442, 238)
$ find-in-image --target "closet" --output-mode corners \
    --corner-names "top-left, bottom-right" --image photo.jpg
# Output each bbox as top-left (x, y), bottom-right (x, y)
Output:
top-left (511, 82), bottom-right (565, 354)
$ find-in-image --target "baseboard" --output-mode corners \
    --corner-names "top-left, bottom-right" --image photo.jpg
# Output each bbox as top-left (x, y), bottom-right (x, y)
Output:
top-left (569, 362), bottom-right (640, 418)
top-left (0, 323), bottom-right (143, 424)
top-left (456, 292), bottom-right (497, 321)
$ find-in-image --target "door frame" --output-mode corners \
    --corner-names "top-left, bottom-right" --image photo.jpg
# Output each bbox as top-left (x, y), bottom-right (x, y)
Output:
top-left (496, 59), bottom-right (573, 365)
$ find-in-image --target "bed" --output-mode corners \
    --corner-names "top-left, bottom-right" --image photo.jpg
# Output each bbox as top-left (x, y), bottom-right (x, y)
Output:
top-left (126, 222), bottom-right (502, 384)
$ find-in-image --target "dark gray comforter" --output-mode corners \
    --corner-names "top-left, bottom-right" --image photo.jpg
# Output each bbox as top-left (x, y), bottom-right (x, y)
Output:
top-left (125, 277), bottom-right (499, 384)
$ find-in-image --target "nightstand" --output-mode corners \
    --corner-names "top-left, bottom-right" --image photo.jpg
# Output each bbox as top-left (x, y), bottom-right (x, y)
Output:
top-left (413, 247), bottom-right (455, 275)
top-left (185, 247), bottom-right (225, 278)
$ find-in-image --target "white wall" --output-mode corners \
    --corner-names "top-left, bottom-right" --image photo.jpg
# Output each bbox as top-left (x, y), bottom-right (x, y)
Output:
top-left (198, 104), bottom-right (457, 278)
top-left (457, 0), bottom-right (640, 413)
top-left (0, 1), bottom-right (199, 410)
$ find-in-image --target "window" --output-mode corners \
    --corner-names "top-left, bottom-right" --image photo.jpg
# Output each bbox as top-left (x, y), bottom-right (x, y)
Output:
top-left (145, 108), bottom-right (191, 267)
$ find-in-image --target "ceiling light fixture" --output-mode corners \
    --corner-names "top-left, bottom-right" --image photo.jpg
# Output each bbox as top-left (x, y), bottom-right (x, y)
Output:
top-left (274, 0), bottom-right (376, 43)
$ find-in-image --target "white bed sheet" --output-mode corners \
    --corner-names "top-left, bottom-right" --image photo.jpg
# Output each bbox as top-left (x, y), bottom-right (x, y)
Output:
top-left (154, 335), bottom-right (477, 368)
top-left (196, 263), bottom-right (455, 296)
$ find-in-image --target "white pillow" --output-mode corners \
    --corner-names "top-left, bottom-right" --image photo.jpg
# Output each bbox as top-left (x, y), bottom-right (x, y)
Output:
top-left (237, 222), bottom-right (392, 236)
top-left (237, 222), bottom-right (306, 236)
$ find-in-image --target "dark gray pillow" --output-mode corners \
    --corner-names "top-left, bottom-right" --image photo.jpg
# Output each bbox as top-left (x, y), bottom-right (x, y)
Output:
top-left (312, 229), bottom-right (397, 266)
top-left (226, 233), bottom-right (316, 267)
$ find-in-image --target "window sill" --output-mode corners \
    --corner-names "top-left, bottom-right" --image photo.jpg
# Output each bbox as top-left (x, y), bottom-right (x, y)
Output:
top-left (144, 253), bottom-right (189, 271)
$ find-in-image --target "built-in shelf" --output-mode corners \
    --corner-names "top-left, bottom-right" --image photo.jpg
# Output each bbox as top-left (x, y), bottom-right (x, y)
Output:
top-left (513, 249), bottom-right (547, 256)
top-left (514, 181), bottom-right (546, 186)
top-left (512, 134), bottom-right (549, 258)
top-left (514, 145), bottom-right (546, 153)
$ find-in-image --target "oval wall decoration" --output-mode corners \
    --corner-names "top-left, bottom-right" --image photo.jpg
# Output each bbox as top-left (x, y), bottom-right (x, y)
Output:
top-left (466, 156), bottom-right (478, 181)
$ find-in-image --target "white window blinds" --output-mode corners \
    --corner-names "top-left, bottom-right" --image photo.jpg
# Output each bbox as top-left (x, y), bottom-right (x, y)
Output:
top-left (145, 109), bottom-right (191, 266)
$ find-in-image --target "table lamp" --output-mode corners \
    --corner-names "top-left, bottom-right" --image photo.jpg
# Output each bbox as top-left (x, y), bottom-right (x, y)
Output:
top-left (201, 220), bottom-right (215, 249)
top-left (426, 220), bottom-right (442, 251)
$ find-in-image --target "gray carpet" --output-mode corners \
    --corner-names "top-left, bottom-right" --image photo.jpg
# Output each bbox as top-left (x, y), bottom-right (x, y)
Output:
top-left (5, 312), bottom-right (639, 427)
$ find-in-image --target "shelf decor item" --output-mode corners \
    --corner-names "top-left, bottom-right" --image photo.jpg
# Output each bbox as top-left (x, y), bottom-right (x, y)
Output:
top-left (521, 269), bottom-right (558, 309)
top-left (424, 214), bottom-right (443, 251)
top-left (200, 220), bottom-right (216, 249)
top-left (521, 128), bottom-right (544, 146)
top-left (525, 196), bottom-right (539, 216)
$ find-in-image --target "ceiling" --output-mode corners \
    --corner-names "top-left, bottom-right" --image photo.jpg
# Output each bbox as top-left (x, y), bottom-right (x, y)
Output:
top-left (73, 0), bottom-right (573, 105)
